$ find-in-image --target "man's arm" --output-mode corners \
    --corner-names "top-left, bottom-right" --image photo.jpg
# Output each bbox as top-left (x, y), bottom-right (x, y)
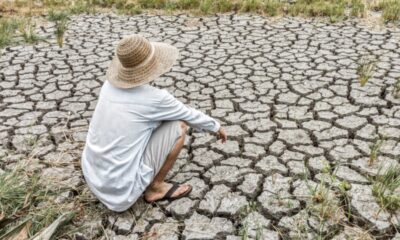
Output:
top-left (152, 90), bottom-right (224, 137)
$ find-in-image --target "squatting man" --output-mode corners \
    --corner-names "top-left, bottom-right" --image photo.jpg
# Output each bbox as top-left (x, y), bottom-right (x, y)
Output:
top-left (82, 34), bottom-right (227, 211)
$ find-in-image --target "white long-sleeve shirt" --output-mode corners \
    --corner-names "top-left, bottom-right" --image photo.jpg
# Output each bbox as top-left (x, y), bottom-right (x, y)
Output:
top-left (81, 81), bottom-right (220, 212)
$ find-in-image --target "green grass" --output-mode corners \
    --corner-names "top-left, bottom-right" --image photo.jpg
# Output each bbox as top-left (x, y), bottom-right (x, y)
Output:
top-left (350, 0), bottom-right (365, 17)
top-left (0, 159), bottom-right (103, 239)
top-left (199, 0), bottom-right (240, 13)
top-left (379, 0), bottom-right (400, 22)
top-left (0, 0), bottom-right (399, 49)
top-left (357, 58), bottom-right (376, 87)
top-left (393, 78), bottom-right (400, 99)
top-left (0, 166), bottom-right (39, 218)
top-left (69, 1), bottom-right (97, 14)
top-left (288, 0), bottom-right (346, 22)
top-left (90, 0), bottom-right (126, 8)
top-left (263, 0), bottom-right (283, 16)
top-left (338, 179), bottom-right (351, 191)
top-left (307, 180), bottom-right (340, 221)
top-left (174, 0), bottom-right (201, 10)
top-left (2, 0), bottom-right (400, 25)
top-left (117, 4), bottom-right (143, 15)
top-left (42, 0), bottom-right (67, 7)
top-left (0, 17), bottom-right (44, 50)
top-left (199, 0), bottom-right (213, 13)
top-left (137, 0), bottom-right (166, 8)
top-left (19, 18), bottom-right (41, 44)
top-left (238, 202), bottom-right (263, 240)
top-left (0, 161), bottom-right (73, 238)
top-left (48, 10), bottom-right (69, 47)
top-left (241, 0), bottom-right (264, 13)
top-left (372, 164), bottom-right (400, 212)
top-left (299, 166), bottom-right (353, 239)
top-left (48, 9), bottom-right (69, 22)
top-left (369, 137), bottom-right (385, 165)
top-left (0, 18), bottom-right (20, 48)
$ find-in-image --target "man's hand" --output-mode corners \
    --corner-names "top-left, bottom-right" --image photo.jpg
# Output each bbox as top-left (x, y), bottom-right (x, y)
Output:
top-left (216, 127), bottom-right (227, 143)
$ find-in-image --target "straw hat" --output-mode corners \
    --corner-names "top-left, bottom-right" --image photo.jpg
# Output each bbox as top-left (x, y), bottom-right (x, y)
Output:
top-left (106, 35), bottom-right (179, 89)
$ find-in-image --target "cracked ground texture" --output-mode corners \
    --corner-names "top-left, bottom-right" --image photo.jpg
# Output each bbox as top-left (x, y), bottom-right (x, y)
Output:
top-left (1, 13), bottom-right (400, 239)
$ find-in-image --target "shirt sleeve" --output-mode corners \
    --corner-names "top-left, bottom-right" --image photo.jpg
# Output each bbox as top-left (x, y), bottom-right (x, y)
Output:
top-left (151, 90), bottom-right (220, 132)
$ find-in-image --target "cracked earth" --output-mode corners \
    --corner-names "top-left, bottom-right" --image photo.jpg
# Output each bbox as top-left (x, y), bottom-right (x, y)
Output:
top-left (1, 13), bottom-right (400, 239)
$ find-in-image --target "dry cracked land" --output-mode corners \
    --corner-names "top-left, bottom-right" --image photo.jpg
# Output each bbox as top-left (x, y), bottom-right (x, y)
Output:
top-left (1, 13), bottom-right (400, 239)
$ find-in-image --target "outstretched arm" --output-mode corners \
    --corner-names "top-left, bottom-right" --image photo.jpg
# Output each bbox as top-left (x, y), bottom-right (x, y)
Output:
top-left (152, 90), bottom-right (222, 134)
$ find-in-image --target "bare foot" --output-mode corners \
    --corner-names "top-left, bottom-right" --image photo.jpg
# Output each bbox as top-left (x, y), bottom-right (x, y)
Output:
top-left (144, 182), bottom-right (191, 202)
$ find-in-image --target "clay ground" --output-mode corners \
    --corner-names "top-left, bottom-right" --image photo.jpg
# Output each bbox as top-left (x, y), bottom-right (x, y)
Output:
top-left (1, 13), bottom-right (400, 239)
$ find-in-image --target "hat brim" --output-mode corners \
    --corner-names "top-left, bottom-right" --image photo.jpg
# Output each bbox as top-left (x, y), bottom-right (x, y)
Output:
top-left (106, 42), bottom-right (179, 89)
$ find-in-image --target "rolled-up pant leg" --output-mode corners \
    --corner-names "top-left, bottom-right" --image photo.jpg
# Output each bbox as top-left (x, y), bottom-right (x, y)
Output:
top-left (142, 121), bottom-right (183, 180)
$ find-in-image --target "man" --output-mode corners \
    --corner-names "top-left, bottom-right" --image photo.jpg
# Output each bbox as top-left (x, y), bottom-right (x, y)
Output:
top-left (81, 35), bottom-right (226, 212)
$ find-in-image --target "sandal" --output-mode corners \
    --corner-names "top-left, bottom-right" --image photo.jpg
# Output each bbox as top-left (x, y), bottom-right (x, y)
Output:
top-left (144, 183), bottom-right (192, 204)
